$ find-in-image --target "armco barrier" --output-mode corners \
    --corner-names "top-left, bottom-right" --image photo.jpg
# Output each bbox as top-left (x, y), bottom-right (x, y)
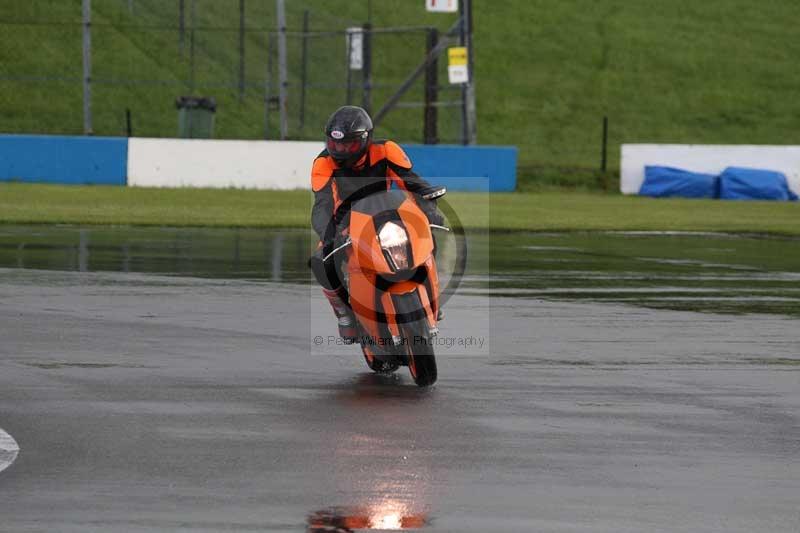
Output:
top-left (0, 134), bottom-right (127, 185)
top-left (1, 134), bottom-right (518, 191)
top-left (622, 144), bottom-right (800, 196)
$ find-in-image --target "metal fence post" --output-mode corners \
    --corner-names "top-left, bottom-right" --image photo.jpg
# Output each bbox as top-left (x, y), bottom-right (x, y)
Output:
top-left (276, 0), bottom-right (289, 140)
top-left (299, 10), bottom-right (310, 130)
top-left (464, 0), bottom-right (477, 145)
top-left (179, 0), bottom-right (185, 55)
top-left (126, 108), bottom-right (133, 137)
top-left (82, 0), bottom-right (93, 135)
top-left (457, 0), bottom-right (477, 145)
top-left (424, 27), bottom-right (439, 144)
top-left (264, 32), bottom-right (274, 139)
top-left (238, 0), bottom-right (246, 100)
top-left (345, 31), bottom-right (353, 105)
top-left (362, 23), bottom-right (373, 114)
top-left (601, 116), bottom-right (609, 173)
top-left (189, 0), bottom-right (196, 93)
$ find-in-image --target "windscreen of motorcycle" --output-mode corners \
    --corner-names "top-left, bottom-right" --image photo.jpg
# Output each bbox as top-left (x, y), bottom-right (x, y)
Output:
top-left (348, 190), bottom-right (434, 274)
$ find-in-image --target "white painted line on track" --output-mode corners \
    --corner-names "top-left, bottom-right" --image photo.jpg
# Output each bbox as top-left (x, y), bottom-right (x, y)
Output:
top-left (0, 427), bottom-right (20, 474)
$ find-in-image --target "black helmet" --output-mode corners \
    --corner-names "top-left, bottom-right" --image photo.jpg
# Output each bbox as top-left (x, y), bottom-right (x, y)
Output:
top-left (324, 106), bottom-right (373, 167)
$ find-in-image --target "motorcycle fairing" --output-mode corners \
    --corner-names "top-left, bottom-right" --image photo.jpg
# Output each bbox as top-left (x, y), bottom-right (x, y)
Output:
top-left (344, 189), bottom-right (440, 355)
top-left (348, 262), bottom-right (440, 352)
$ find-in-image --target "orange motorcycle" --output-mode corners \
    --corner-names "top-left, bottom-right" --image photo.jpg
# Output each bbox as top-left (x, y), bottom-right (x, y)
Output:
top-left (324, 189), bottom-right (447, 387)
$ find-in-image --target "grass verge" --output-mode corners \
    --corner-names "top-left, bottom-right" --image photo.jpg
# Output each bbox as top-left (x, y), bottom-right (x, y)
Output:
top-left (1, 183), bottom-right (799, 235)
top-left (6, 1), bottom-right (800, 179)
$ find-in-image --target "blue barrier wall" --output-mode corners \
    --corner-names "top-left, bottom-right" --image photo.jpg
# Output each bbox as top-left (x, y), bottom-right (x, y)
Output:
top-left (0, 134), bottom-right (516, 191)
top-left (0, 135), bottom-right (128, 185)
top-left (402, 144), bottom-right (518, 192)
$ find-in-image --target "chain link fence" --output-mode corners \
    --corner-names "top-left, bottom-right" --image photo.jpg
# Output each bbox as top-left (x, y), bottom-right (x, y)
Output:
top-left (0, 0), bottom-right (466, 143)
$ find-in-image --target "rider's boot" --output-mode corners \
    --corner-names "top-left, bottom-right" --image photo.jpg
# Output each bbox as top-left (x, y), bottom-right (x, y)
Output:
top-left (322, 287), bottom-right (358, 344)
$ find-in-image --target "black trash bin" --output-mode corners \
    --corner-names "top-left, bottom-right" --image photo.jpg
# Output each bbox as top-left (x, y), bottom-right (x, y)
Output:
top-left (176, 96), bottom-right (217, 139)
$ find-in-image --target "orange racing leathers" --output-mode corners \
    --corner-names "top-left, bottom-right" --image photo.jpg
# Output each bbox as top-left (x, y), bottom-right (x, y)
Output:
top-left (311, 140), bottom-right (445, 244)
top-left (310, 140), bottom-right (445, 290)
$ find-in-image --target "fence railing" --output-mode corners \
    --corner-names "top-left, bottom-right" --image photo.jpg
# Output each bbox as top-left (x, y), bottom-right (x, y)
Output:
top-left (0, 0), bottom-right (470, 144)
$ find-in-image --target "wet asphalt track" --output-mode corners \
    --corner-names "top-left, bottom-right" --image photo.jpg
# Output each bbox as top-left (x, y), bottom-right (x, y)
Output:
top-left (0, 268), bottom-right (799, 532)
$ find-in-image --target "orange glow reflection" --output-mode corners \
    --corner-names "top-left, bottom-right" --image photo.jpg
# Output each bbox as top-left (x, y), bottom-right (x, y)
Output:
top-left (308, 500), bottom-right (427, 531)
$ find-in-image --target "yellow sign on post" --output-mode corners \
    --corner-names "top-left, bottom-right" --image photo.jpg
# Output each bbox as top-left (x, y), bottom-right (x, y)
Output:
top-left (448, 47), bottom-right (468, 66)
top-left (448, 47), bottom-right (469, 84)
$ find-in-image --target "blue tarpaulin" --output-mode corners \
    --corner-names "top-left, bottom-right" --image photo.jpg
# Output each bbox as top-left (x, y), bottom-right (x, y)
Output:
top-left (639, 166), bottom-right (719, 198)
top-left (719, 167), bottom-right (798, 201)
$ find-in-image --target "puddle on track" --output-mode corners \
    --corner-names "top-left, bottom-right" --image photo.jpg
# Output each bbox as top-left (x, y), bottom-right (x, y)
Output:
top-left (1, 225), bottom-right (799, 317)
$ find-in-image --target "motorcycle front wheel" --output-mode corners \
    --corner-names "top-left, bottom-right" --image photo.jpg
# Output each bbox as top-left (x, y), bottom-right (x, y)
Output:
top-left (403, 319), bottom-right (437, 387)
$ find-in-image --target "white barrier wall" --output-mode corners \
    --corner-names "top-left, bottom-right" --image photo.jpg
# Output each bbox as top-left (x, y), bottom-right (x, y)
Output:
top-left (621, 144), bottom-right (800, 195)
top-left (128, 138), bottom-right (324, 189)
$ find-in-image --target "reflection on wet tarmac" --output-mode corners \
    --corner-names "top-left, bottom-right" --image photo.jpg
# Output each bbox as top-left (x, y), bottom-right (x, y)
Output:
top-left (0, 225), bottom-right (315, 282)
top-left (1, 225), bottom-right (799, 317)
top-left (307, 504), bottom-right (427, 531)
top-left (292, 373), bottom-right (438, 532)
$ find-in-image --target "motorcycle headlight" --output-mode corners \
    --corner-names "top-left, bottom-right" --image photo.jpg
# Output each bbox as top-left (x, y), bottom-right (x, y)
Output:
top-left (378, 221), bottom-right (410, 271)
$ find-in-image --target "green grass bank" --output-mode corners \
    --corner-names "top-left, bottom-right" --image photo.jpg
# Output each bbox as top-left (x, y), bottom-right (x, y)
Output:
top-left (3, 1), bottom-right (800, 188)
top-left (1, 184), bottom-right (798, 235)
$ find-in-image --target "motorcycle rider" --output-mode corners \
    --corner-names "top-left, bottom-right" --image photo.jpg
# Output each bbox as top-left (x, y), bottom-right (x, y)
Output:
top-left (309, 105), bottom-right (446, 343)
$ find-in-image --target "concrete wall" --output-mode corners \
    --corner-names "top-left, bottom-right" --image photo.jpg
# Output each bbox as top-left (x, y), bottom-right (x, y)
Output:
top-left (129, 139), bottom-right (518, 191)
top-left (128, 138), bottom-right (323, 189)
top-left (622, 144), bottom-right (800, 195)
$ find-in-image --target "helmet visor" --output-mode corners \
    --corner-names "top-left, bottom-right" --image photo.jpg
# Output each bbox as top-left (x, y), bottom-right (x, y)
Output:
top-left (326, 134), bottom-right (367, 161)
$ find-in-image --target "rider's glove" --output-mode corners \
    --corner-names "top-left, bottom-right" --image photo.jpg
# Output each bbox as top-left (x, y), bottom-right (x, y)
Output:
top-left (426, 207), bottom-right (445, 227)
top-left (418, 197), bottom-right (445, 226)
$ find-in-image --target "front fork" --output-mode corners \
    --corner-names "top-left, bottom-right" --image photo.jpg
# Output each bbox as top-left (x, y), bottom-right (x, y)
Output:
top-left (346, 261), bottom-right (440, 355)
